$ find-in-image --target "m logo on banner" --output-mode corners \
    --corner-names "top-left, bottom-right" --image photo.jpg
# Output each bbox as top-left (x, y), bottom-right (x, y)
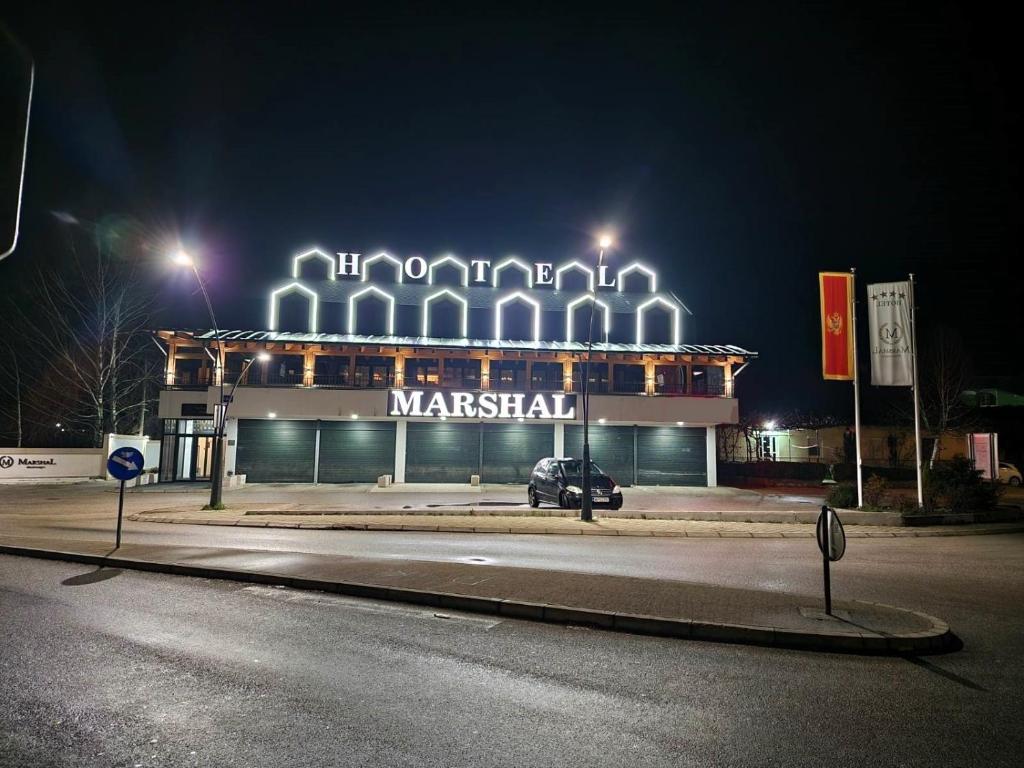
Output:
top-left (867, 281), bottom-right (913, 387)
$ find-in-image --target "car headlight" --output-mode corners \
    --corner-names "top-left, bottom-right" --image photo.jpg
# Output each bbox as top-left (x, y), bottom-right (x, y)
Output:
top-left (566, 485), bottom-right (582, 494)
top-left (612, 485), bottom-right (621, 494)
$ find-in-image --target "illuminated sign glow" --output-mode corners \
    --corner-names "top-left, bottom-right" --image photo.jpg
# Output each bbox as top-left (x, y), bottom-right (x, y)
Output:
top-left (269, 282), bottom-right (319, 332)
top-left (565, 295), bottom-right (611, 342)
top-left (389, 389), bottom-right (576, 420)
top-left (423, 289), bottom-right (469, 337)
top-left (348, 285), bottom-right (396, 335)
top-left (492, 256), bottom-right (534, 288)
top-left (292, 248), bottom-right (336, 280)
top-left (554, 260), bottom-right (595, 291)
top-left (428, 254), bottom-right (470, 286)
top-left (636, 295), bottom-right (681, 345)
top-left (361, 252), bottom-right (404, 283)
top-left (617, 262), bottom-right (657, 292)
top-left (495, 291), bottom-right (541, 342)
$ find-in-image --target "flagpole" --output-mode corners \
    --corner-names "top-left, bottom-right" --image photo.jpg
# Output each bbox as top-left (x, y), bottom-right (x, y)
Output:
top-left (909, 273), bottom-right (924, 507)
top-left (851, 267), bottom-right (864, 508)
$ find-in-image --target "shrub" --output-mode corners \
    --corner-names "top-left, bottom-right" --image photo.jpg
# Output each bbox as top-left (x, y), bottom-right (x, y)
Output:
top-left (826, 483), bottom-right (858, 509)
top-left (863, 474), bottom-right (889, 509)
top-left (925, 456), bottom-right (1003, 513)
top-left (894, 494), bottom-right (921, 516)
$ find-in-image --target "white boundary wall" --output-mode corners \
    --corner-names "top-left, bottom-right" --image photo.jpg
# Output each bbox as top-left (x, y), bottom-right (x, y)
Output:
top-left (0, 435), bottom-right (160, 482)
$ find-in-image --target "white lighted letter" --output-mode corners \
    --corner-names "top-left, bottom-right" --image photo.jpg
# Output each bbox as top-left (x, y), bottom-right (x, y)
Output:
top-left (405, 256), bottom-right (427, 280)
top-left (422, 391), bottom-right (450, 417)
top-left (477, 392), bottom-right (498, 419)
top-left (498, 393), bottom-right (525, 418)
top-left (390, 390), bottom-right (423, 416)
top-left (471, 259), bottom-right (491, 283)
top-left (597, 264), bottom-right (615, 288)
top-left (337, 252), bottom-right (361, 277)
top-left (451, 392), bottom-right (476, 418)
top-left (535, 263), bottom-right (553, 285)
top-left (552, 394), bottom-right (575, 419)
top-left (525, 395), bottom-right (552, 419)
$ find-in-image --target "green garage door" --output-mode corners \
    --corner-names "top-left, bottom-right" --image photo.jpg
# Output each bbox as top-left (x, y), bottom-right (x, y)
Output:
top-left (406, 422), bottom-right (481, 483)
top-left (481, 423), bottom-right (554, 484)
top-left (236, 419), bottom-right (316, 483)
top-left (565, 425), bottom-right (635, 486)
top-left (636, 426), bottom-right (707, 486)
top-left (318, 421), bottom-right (395, 483)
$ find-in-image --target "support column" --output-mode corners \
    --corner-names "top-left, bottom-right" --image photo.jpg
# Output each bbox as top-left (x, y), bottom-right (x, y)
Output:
top-left (706, 425), bottom-right (718, 487)
top-left (644, 359), bottom-right (656, 395)
top-left (303, 349), bottom-right (316, 387)
top-left (562, 359), bottom-right (573, 393)
top-left (223, 418), bottom-right (239, 477)
top-left (393, 420), bottom-right (407, 483)
top-left (553, 421), bottom-right (565, 458)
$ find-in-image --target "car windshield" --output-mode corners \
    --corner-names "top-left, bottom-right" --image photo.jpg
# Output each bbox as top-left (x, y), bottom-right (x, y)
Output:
top-left (558, 460), bottom-right (603, 478)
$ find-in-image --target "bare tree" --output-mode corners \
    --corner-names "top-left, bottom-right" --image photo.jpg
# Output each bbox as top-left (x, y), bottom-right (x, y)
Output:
top-left (0, 337), bottom-right (24, 447)
top-left (917, 326), bottom-right (975, 467)
top-left (13, 225), bottom-right (160, 447)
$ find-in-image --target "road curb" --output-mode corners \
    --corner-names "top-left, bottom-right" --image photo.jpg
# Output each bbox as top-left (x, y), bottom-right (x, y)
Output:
top-left (125, 513), bottom-right (1024, 539)
top-left (0, 542), bottom-right (956, 656)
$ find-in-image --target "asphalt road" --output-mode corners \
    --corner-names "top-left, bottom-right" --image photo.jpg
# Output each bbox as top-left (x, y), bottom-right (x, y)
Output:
top-left (2, 550), bottom-right (1023, 768)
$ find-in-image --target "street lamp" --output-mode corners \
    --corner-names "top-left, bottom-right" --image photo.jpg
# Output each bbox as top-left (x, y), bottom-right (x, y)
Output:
top-left (581, 232), bottom-right (614, 522)
top-left (170, 247), bottom-right (233, 509)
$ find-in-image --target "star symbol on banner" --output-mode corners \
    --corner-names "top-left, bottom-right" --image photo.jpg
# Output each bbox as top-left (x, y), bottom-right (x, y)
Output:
top-left (898, 291), bottom-right (906, 299)
top-left (889, 291), bottom-right (897, 298)
top-left (870, 294), bottom-right (877, 301)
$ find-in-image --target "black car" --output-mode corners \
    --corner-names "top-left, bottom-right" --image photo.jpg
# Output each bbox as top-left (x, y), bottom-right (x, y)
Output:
top-left (527, 457), bottom-right (623, 510)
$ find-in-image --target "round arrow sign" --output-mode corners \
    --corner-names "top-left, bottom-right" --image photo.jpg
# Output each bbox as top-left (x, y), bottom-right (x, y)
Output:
top-left (107, 447), bottom-right (145, 482)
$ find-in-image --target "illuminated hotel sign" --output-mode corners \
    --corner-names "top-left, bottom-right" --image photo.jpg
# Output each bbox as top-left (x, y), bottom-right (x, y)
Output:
top-left (389, 390), bottom-right (577, 420)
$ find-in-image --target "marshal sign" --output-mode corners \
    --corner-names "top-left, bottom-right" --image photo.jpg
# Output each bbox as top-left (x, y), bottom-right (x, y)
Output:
top-left (389, 389), bottom-right (577, 420)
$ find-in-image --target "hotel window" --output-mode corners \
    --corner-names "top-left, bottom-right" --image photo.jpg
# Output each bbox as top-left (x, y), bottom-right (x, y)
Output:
top-left (406, 358), bottom-right (440, 386)
top-left (655, 364), bottom-right (686, 394)
top-left (530, 361), bottom-right (563, 391)
top-left (572, 362), bottom-right (609, 393)
top-left (314, 356), bottom-right (351, 386)
top-left (691, 365), bottom-right (725, 396)
top-left (355, 356), bottom-right (395, 388)
top-left (267, 355), bottom-right (304, 386)
top-left (613, 364), bottom-right (646, 393)
top-left (489, 360), bottom-right (528, 390)
top-left (443, 358), bottom-right (481, 388)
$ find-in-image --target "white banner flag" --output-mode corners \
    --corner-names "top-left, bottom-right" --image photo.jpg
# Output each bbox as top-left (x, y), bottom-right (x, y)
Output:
top-left (867, 281), bottom-right (914, 386)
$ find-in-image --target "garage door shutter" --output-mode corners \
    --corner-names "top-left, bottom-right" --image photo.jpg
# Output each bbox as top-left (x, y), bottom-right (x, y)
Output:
top-left (318, 421), bottom-right (395, 483)
top-left (236, 419), bottom-right (316, 483)
top-left (564, 425), bottom-right (635, 486)
top-left (636, 426), bottom-right (707, 486)
top-left (481, 424), bottom-right (554, 484)
top-left (405, 422), bottom-right (480, 483)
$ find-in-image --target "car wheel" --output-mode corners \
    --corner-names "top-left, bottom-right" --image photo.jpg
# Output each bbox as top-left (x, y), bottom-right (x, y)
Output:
top-left (558, 491), bottom-right (569, 509)
top-left (1011, 476), bottom-right (1021, 487)
top-left (609, 499), bottom-right (623, 510)
top-left (528, 487), bottom-right (540, 507)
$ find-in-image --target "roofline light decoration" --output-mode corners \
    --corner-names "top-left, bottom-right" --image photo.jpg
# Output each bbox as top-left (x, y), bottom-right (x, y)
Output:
top-left (636, 295), bottom-right (681, 345)
top-left (291, 248), bottom-right (336, 280)
top-left (554, 260), bottom-right (595, 291)
top-left (268, 282), bottom-right (320, 333)
top-left (423, 288), bottom-right (469, 338)
top-left (565, 295), bottom-right (611, 342)
top-left (617, 262), bottom-right (657, 293)
top-left (427, 254), bottom-right (470, 286)
top-left (361, 252), bottom-right (404, 283)
top-left (348, 285), bottom-right (396, 335)
top-left (495, 291), bottom-right (541, 343)
top-left (492, 256), bottom-right (534, 288)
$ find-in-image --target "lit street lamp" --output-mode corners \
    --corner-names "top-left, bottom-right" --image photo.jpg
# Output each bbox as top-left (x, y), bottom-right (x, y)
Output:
top-left (170, 248), bottom-right (268, 508)
top-left (581, 232), bottom-right (613, 522)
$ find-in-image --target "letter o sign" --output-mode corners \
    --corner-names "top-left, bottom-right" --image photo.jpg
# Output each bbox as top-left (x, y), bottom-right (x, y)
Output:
top-left (405, 256), bottom-right (427, 280)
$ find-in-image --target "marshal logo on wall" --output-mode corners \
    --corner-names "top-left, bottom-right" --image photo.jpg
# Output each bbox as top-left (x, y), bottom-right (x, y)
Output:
top-left (389, 390), bottom-right (577, 420)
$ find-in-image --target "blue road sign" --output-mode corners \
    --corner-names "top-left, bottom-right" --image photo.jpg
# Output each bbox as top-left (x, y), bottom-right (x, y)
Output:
top-left (107, 447), bottom-right (145, 482)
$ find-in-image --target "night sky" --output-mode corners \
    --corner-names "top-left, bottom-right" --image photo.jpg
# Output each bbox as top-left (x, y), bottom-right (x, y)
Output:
top-left (4, 2), bottom-right (1020, 419)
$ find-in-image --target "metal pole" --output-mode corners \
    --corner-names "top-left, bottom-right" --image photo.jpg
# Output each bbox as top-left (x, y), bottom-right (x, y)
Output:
top-left (909, 274), bottom-right (924, 507)
top-left (580, 247), bottom-right (604, 522)
top-left (116, 479), bottom-right (125, 549)
top-left (850, 268), bottom-right (864, 508)
top-left (190, 263), bottom-right (226, 509)
top-left (823, 546), bottom-right (832, 616)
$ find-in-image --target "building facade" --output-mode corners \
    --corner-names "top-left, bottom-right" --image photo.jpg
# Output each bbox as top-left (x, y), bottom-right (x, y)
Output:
top-left (156, 248), bottom-right (755, 487)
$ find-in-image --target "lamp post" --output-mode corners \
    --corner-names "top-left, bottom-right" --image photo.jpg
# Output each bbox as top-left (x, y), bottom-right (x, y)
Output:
top-left (170, 249), bottom-right (267, 508)
top-left (581, 233), bottom-right (613, 522)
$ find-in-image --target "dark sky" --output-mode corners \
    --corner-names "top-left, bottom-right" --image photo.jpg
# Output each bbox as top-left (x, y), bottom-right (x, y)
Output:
top-left (4, 2), bottom-right (1020, 419)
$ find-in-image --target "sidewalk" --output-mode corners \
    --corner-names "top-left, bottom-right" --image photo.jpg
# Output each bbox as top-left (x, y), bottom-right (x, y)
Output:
top-left (128, 508), bottom-right (1024, 538)
top-left (0, 533), bottom-right (953, 655)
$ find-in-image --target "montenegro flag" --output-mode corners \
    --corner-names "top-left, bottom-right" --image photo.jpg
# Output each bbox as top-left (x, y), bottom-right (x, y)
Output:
top-left (819, 272), bottom-right (854, 380)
